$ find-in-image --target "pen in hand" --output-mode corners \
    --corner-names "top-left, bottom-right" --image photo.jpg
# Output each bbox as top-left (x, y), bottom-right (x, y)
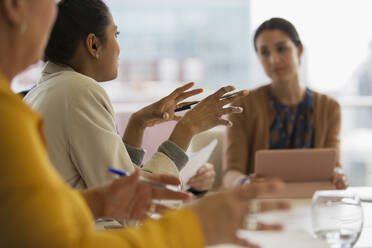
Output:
top-left (174, 92), bottom-right (237, 112)
top-left (108, 168), bottom-right (182, 192)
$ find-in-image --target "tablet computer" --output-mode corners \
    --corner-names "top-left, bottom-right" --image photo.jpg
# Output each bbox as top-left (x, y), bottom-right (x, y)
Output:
top-left (254, 148), bottom-right (337, 182)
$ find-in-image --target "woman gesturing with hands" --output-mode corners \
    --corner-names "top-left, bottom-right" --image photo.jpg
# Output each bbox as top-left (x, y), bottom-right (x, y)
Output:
top-left (24, 0), bottom-right (249, 188)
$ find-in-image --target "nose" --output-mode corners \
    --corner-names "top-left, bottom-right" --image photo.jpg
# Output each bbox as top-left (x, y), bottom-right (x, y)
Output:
top-left (269, 52), bottom-right (280, 65)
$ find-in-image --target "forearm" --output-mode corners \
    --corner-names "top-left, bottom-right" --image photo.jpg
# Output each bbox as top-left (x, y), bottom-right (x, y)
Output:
top-left (80, 187), bottom-right (105, 219)
top-left (123, 113), bottom-right (146, 148)
top-left (169, 120), bottom-right (195, 151)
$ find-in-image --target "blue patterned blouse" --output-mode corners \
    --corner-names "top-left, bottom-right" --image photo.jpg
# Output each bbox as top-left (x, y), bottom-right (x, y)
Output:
top-left (269, 88), bottom-right (314, 149)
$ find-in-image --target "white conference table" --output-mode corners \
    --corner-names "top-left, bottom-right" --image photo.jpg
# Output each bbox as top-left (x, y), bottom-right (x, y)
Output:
top-left (96, 187), bottom-right (372, 247)
top-left (211, 187), bottom-right (372, 248)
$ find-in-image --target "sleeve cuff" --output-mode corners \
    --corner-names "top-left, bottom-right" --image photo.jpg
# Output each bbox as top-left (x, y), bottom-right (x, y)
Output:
top-left (158, 140), bottom-right (189, 170)
top-left (188, 188), bottom-right (208, 197)
top-left (124, 143), bottom-right (146, 166)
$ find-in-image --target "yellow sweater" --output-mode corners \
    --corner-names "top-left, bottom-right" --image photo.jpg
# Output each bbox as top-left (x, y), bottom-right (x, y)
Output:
top-left (0, 74), bottom-right (204, 248)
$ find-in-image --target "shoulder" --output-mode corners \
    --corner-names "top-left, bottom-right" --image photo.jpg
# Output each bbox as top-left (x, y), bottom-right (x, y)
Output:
top-left (52, 71), bottom-right (111, 105)
top-left (311, 89), bottom-right (340, 111)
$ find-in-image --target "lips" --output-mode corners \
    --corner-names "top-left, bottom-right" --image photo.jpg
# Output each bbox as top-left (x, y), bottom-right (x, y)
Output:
top-left (271, 67), bottom-right (285, 73)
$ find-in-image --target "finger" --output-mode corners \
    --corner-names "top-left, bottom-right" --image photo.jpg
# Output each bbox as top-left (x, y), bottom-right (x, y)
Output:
top-left (153, 203), bottom-right (171, 214)
top-left (188, 177), bottom-right (214, 188)
top-left (152, 189), bottom-right (192, 201)
top-left (256, 222), bottom-right (284, 231)
top-left (145, 173), bottom-right (182, 186)
top-left (193, 165), bottom-right (210, 177)
top-left (162, 112), bottom-right (170, 121)
top-left (175, 89), bottom-right (203, 102)
top-left (259, 200), bottom-right (291, 213)
top-left (172, 115), bottom-right (182, 121)
top-left (204, 162), bottom-right (213, 169)
top-left (176, 101), bottom-right (199, 109)
top-left (188, 182), bottom-right (213, 191)
top-left (169, 82), bottom-right (196, 98)
top-left (219, 89), bottom-right (249, 106)
top-left (332, 173), bottom-right (342, 184)
top-left (211, 85), bottom-right (236, 99)
top-left (115, 168), bottom-right (140, 188)
top-left (190, 177), bottom-right (215, 187)
top-left (239, 179), bottom-right (286, 199)
top-left (188, 171), bottom-right (215, 185)
top-left (232, 236), bottom-right (261, 248)
top-left (216, 118), bottom-right (233, 127)
top-left (220, 106), bottom-right (244, 116)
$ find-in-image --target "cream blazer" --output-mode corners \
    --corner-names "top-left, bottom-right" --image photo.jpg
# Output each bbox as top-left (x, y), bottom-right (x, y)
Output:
top-left (24, 62), bottom-right (179, 189)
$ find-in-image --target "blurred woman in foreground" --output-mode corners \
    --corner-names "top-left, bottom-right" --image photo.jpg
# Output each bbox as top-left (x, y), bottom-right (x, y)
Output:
top-left (0, 0), bottom-right (289, 247)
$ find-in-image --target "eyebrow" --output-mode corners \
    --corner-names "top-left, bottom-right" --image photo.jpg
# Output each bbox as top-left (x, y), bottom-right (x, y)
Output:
top-left (275, 41), bottom-right (288, 46)
top-left (258, 40), bottom-right (288, 50)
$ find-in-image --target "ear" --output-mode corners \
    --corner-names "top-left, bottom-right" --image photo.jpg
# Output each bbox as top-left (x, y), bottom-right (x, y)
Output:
top-left (297, 45), bottom-right (304, 59)
top-left (1, 0), bottom-right (27, 27)
top-left (85, 33), bottom-right (102, 59)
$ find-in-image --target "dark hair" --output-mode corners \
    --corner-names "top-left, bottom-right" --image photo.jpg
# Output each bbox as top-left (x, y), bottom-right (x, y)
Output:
top-left (44, 0), bottom-right (111, 63)
top-left (253, 17), bottom-right (302, 51)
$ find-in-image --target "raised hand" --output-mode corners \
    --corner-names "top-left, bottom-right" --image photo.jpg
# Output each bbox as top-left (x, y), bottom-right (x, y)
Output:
top-left (170, 85), bottom-right (249, 151)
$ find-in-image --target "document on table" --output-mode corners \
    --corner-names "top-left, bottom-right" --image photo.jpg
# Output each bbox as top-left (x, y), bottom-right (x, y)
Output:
top-left (180, 139), bottom-right (218, 190)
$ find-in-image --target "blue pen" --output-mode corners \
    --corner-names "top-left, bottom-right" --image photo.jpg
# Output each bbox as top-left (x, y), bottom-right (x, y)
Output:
top-left (108, 168), bottom-right (181, 192)
top-left (108, 168), bottom-right (128, 176)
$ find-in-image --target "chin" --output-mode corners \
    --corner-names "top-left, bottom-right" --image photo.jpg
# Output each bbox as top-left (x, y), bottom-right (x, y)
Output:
top-left (100, 72), bottom-right (118, 83)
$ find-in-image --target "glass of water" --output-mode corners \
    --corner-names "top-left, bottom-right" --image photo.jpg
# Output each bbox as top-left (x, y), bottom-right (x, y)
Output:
top-left (312, 190), bottom-right (363, 248)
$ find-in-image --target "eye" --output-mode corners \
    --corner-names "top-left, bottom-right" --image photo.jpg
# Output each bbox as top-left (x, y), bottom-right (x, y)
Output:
top-left (260, 49), bottom-right (269, 57)
top-left (115, 31), bottom-right (120, 38)
top-left (277, 45), bottom-right (287, 53)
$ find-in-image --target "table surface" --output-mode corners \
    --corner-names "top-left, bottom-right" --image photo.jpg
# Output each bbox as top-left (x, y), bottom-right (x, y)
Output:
top-left (210, 187), bottom-right (372, 248)
top-left (95, 187), bottom-right (372, 247)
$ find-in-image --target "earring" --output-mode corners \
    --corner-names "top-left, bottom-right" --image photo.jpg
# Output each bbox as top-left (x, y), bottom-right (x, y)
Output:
top-left (20, 23), bottom-right (27, 34)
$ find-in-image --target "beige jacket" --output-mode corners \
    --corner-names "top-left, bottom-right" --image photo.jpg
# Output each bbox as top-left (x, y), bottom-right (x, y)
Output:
top-left (223, 84), bottom-right (341, 187)
top-left (24, 62), bottom-right (179, 189)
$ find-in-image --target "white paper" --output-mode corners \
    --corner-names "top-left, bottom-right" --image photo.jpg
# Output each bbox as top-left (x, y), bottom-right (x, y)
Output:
top-left (180, 139), bottom-right (218, 190)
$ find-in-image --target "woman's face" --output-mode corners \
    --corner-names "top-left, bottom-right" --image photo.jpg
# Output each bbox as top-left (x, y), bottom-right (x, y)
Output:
top-left (255, 30), bottom-right (302, 83)
top-left (97, 14), bottom-right (120, 82)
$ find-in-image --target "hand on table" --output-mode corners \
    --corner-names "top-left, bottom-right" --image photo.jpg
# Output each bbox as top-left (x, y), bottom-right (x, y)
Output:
top-left (189, 179), bottom-right (291, 247)
top-left (332, 168), bottom-right (348, 189)
top-left (83, 169), bottom-right (192, 221)
top-left (187, 163), bottom-right (216, 191)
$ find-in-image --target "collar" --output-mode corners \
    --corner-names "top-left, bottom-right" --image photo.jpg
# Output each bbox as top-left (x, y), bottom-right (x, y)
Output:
top-left (269, 88), bottom-right (313, 113)
top-left (38, 61), bottom-right (75, 85)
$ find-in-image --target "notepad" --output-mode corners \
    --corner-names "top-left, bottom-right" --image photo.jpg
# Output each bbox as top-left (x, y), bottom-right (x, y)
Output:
top-left (180, 139), bottom-right (218, 190)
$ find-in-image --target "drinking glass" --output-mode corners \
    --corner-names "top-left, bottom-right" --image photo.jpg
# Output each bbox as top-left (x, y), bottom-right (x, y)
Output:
top-left (312, 190), bottom-right (363, 248)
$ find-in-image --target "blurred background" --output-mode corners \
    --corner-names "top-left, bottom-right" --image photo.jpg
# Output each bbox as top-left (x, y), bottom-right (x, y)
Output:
top-left (14, 0), bottom-right (372, 186)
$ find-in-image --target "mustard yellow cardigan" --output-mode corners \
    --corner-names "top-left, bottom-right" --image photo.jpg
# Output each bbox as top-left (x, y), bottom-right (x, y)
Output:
top-left (0, 74), bottom-right (204, 248)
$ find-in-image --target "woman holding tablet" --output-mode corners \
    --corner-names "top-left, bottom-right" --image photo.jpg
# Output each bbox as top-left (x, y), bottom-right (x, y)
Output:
top-left (223, 18), bottom-right (348, 189)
